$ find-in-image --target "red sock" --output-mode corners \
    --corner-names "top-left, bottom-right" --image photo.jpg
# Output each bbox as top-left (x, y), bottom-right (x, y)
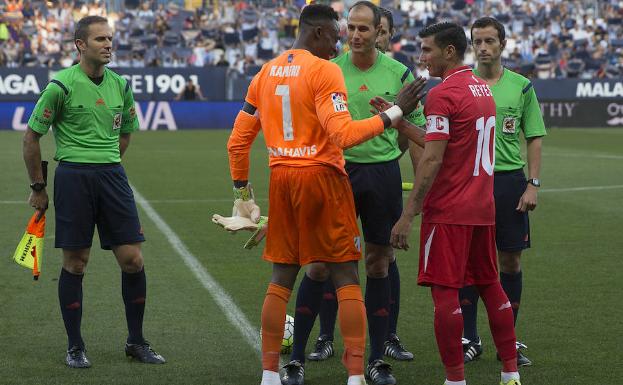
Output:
top-left (476, 282), bottom-right (517, 372)
top-left (261, 283), bottom-right (292, 371)
top-left (431, 286), bottom-right (464, 382)
top-left (336, 284), bottom-right (366, 376)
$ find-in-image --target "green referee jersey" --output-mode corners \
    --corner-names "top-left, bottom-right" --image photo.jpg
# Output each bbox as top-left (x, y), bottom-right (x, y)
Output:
top-left (28, 64), bottom-right (139, 163)
top-left (332, 51), bottom-right (426, 163)
top-left (473, 67), bottom-right (547, 172)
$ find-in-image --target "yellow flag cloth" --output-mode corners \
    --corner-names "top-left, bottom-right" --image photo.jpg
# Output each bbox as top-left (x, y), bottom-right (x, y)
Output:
top-left (13, 213), bottom-right (45, 280)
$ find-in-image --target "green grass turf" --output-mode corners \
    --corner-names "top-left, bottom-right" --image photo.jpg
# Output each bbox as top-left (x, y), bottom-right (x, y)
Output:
top-left (0, 128), bottom-right (622, 384)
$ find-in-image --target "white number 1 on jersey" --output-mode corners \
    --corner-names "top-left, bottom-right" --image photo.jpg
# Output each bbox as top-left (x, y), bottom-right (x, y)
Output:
top-left (275, 85), bottom-right (294, 141)
top-left (473, 116), bottom-right (496, 176)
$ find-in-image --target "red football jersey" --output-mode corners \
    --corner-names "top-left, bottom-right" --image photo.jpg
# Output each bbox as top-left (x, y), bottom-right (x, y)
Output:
top-left (423, 66), bottom-right (497, 225)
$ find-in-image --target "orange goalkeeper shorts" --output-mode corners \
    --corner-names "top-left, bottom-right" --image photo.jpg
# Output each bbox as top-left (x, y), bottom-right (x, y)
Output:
top-left (263, 165), bottom-right (362, 266)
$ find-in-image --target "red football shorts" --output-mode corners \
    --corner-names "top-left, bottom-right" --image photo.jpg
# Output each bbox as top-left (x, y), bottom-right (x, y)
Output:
top-left (263, 165), bottom-right (362, 266)
top-left (418, 223), bottom-right (498, 288)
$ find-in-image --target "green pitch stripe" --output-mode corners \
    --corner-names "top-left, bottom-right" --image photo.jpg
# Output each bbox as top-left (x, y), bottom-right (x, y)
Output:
top-left (132, 185), bottom-right (262, 355)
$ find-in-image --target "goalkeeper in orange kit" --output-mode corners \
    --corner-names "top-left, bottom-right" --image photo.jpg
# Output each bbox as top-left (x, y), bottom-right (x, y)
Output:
top-left (217, 5), bottom-right (425, 384)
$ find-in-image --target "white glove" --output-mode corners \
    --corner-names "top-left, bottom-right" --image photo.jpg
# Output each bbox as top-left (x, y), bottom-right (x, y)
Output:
top-left (233, 198), bottom-right (261, 224)
top-left (243, 216), bottom-right (268, 249)
top-left (232, 184), bottom-right (261, 223)
top-left (212, 214), bottom-right (263, 232)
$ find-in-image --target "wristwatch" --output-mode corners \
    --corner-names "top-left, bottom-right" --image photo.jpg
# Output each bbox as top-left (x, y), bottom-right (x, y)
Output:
top-left (30, 182), bottom-right (46, 192)
top-left (527, 178), bottom-right (541, 187)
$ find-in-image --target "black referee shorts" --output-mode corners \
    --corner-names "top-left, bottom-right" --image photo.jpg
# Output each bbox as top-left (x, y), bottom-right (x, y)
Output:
top-left (345, 159), bottom-right (402, 246)
top-left (54, 161), bottom-right (145, 250)
top-left (494, 169), bottom-right (530, 252)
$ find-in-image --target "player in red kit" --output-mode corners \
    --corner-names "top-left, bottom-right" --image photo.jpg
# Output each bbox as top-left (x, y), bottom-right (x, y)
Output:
top-left (390, 22), bottom-right (521, 385)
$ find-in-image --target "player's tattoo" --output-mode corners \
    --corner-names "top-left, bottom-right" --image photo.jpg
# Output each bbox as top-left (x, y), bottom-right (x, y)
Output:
top-left (415, 176), bottom-right (433, 204)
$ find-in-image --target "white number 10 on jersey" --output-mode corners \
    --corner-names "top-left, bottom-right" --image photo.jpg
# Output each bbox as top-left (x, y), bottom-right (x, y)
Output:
top-left (473, 116), bottom-right (496, 176)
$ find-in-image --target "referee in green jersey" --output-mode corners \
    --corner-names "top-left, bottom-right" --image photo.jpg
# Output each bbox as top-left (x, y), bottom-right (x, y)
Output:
top-left (281, 3), bottom-right (426, 385)
top-left (459, 17), bottom-right (546, 367)
top-left (23, 16), bottom-right (165, 368)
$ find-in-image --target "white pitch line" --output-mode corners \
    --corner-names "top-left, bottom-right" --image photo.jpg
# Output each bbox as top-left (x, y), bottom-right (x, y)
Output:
top-left (545, 152), bottom-right (623, 160)
top-left (131, 185), bottom-right (262, 355)
top-left (540, 184), bottom-right (623, 193)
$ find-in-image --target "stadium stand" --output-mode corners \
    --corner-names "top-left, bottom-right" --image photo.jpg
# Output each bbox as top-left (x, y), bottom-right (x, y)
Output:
top-left (0, 0), bottom-right (621, 79)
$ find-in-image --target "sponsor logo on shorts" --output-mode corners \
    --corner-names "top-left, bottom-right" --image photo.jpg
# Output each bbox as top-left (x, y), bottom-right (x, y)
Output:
top-left (331, 92), bottom-right (348, 113)
top-left (498, 301), bottom-right (511, 311)
top-left (354, 236), bottom-right (361, 251)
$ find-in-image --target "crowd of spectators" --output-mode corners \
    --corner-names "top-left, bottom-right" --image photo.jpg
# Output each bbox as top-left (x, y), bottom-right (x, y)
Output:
top-left (0, 0), bottom-right (622, 79)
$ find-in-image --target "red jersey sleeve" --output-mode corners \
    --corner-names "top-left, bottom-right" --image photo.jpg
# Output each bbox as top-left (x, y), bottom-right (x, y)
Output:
top-left (424, 87), bottom-right (453, 142)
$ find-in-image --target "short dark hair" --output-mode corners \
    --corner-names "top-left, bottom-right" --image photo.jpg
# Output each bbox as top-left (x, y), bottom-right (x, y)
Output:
top-left (350, 1), bottom-right (381, 27)
top-left (418, 22), bottom-right (467, 59)
top-left (379, 7), bottom-right (394, 33)
top-left (471, 17), bottom-right (506, 42)
top-left (74, 15), bottom-right (108, 49)
top-left (299, 4), bottom-right (338, 27)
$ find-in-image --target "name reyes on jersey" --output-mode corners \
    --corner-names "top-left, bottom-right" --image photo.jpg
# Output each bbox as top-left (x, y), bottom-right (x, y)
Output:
top-left (468, 84), bottom-right (493, 97)
top-left (268, 145), bottom-right (317, 158)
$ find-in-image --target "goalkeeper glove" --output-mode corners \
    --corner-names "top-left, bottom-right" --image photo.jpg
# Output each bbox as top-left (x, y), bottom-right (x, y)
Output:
top-left (243, 216), bottom-right (268, 249)
top-left (232, 183), bottom-right (260, 223)
top-left (212, 214), bottom-right (268, 233)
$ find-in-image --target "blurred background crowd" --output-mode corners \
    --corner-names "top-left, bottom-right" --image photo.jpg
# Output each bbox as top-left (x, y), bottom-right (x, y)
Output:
top-left (0, 0), bottom-right (622, 79)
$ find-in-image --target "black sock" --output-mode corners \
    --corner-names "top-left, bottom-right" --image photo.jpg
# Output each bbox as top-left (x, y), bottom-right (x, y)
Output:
top-left (122, 268), bottom-right (146, 345)
top-left (290, 274), bottom-right (325, 363)
top-left (500, 271), bottom-right (522, 326)
top-left (318, 279), bottom-right (337, 340)
top-left (459, 285), bottom-right (480, 342)
top-left (58, 268), bottom-right (85, 350)
top-left (366, 276), bottom-right (390, 363)
top-left (387, 260), bottom-right (400, 339)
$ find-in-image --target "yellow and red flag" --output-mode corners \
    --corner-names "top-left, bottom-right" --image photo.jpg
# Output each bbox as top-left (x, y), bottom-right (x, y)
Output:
top-left (13, 213), bottom-right (45, 280)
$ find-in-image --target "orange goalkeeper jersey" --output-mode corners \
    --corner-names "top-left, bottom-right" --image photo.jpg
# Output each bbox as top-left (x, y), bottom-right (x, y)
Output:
top-left (228, 49), bottom-right (385, 181)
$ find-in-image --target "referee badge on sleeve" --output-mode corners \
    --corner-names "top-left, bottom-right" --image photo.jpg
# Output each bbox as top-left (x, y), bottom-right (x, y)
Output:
top-left (503, 116), bottom-right (516, 134)
top-left (113, 113), bottom-right (122, 130)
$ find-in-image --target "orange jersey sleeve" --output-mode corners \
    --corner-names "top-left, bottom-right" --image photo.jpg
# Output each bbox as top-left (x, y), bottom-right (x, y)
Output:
top-left (226, 75), bottom-right (262, 181)
top-left (227, 110), bottom-right (261, 181)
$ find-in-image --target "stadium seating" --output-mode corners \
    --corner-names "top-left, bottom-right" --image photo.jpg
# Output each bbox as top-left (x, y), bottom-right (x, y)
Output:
top-left (0, 0), bottom-right (621, 80)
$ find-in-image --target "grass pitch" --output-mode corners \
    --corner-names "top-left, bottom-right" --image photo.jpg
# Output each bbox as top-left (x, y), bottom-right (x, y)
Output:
top-left (0, 128), bottom-right (622, 385)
